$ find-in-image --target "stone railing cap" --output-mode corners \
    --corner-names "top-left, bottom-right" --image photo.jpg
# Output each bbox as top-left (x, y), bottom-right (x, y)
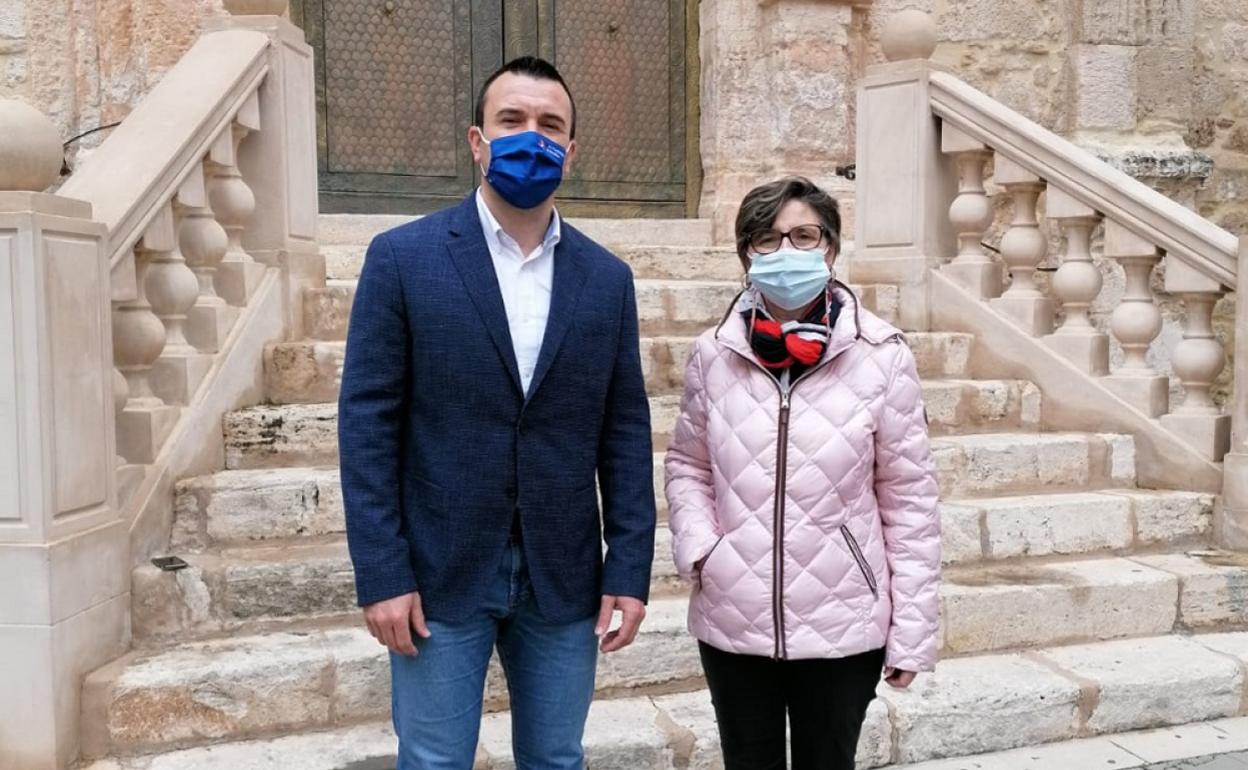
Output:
top-left (882, 9), bottom-right (937, 62)
top-left (0, 99), bottom-right (63, 193)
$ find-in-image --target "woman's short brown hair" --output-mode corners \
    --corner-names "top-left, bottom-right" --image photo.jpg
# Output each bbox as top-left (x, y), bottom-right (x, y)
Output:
top-left (734, 176), bottom-right (842, 271)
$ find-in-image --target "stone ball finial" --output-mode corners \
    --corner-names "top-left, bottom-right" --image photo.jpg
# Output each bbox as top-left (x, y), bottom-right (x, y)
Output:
top-left (0, 99), bottom-right (63, 192)
top-left (223, 0), bottom-right (288, 14)
top-left (881, 9), bottom-right (938, 62)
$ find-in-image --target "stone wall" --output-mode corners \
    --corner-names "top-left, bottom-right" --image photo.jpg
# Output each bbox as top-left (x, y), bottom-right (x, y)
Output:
top-left (2, 0), bottom-right (226, 160)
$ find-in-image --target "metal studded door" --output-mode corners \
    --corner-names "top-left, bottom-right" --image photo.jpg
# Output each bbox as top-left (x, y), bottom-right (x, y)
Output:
top-left (508, 0), bottom-right (695, 216)
top-left (292, 0), bottom-right (697, 216)
top-left (297, 0), bottom-right (504, 213)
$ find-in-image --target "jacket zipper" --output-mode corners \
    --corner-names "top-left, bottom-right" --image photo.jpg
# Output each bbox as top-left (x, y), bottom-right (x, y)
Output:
top-left (841, 525), bottom-right (879, 599)
top-left (722, 348), bottom-right (839, 660)
top-left (773, 388), bottom-right (792, 659)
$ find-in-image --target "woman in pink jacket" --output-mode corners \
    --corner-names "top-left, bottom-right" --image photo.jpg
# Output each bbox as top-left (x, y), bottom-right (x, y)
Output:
top-left (665, 177), bottom-right (941, 769)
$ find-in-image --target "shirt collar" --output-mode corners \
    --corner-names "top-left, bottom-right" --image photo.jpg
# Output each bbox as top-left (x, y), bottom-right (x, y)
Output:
top-left (475, 187), bottom-right (562, 260)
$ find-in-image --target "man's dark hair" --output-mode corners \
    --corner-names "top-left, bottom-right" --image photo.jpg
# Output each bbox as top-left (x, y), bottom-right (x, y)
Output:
top-left (474, 56), bottom-right (577, 140)
top-left (734, 176), bottom-right (842, 271)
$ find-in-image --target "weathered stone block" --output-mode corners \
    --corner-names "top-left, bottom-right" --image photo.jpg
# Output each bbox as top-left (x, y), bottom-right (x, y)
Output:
top-left (224, 403), bottom-right (339, 470)
top-left (1106, 489), bottom-right (1213, 545)
top-left (941, 557), bottom-right (1177, 653)
top-left (881, 653), bottom-right (1081, 763)
top-left (1131, 552), bottom-right (1248, 628)
top-left (979, 493), bottom-right (1133, 559)
top-left (1137, 46), bottom-right (1197, 122)
top-left (99, 633), bottom-right (334, 753)
top-left (1039, 635), bottom-right (1244, 734)
top-left (933, 433), bottom-right (1105, 497)
top-left (938, 502), bottom-right (984, 565)
top-left (1074, 45), bottom-right (1138, 132)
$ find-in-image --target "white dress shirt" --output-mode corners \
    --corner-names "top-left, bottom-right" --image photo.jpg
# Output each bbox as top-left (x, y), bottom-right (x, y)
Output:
top-left (475, 189), bottom-right (561, 395)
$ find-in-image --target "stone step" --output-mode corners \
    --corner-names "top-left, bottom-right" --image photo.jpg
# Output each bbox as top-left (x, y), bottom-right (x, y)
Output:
top-left (323, 242), bottom-right (750, 282)
top-left (172, 462), bottom-right (665, 551)
top-left (173, 462), bottom-right (1208, 569)
top-left (265, 329), bottom-right (973, 403)
top-left (80, 629), bottom-right (1248, 765)
top-left (301, 279), bottom-right (899, 341)
top-left (316, 214), bottom-right (716, 249)
top-left (940, 490), bottom-right (1214, 565)
top-left (931, 431), bottom-right (1136, 498)
top-left (225, 398), bottom-right (1133, 495)
top-left (82, 598), bottom-right (701, 760)
top-left (137, 518), bottom-right (1236, 660)
top-left (134, 531), bottom-right (681, 642)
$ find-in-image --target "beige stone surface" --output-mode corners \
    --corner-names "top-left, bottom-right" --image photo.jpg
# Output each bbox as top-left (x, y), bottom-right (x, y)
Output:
top-left (930, 432), bottom-right (1132, 498)
top-left (880, 652), bottom-right (1081, 762)
top-left (1130, 551), bottom-right (1248, 628)
top-left (940, 557), bottom-right (1178, 654)
top-left (1038, 635), bottom-right (1244, 734)
top-left (978, 492), bottom-right (1133, 559)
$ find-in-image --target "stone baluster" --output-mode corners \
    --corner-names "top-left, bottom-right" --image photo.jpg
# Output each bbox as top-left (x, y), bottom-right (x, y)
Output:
top-left (989, 155), bottom-right (1056, 336)
top-left (113, 240), bottom-right (180, 464)
top-left (1043, 188), bottom-right (1108, 375)
top-left (1220, 237), bottom-right (1248, 550)
top-left (180, 162), bottom-right (238, 353)
top-left (1159, 258), bottom-right (1231, 460)
top-left (146, 198), bottom-right (213, 409)
top-left (940, 123), bottom-right (1002, 300)
top-left (208, 93), bottom-right (266, 306)
top-left (1102, 220), bottom-right (1168, 417)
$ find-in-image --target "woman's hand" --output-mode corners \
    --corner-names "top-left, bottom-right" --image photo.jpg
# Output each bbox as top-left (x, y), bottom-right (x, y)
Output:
top-left (883, 667), bottom-right (917, 689)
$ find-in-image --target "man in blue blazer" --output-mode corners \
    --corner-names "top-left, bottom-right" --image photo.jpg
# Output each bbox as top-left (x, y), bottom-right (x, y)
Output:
top-left (338, 57), bottom-right (656, 769)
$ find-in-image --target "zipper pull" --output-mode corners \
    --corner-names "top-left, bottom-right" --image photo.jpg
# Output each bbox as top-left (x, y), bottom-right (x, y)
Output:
top-left (780, 391), bottom-right (791, 410)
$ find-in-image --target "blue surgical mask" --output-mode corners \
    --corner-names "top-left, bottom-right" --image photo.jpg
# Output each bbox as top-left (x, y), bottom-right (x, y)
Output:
top-left (479, 130), bottom-right (567, 209)
top-left (747, 248), bottom-right (832, 310)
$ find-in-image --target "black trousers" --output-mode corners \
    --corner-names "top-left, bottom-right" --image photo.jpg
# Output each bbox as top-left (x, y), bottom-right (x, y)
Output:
top-left (698, 642), bottom-right (886, 770)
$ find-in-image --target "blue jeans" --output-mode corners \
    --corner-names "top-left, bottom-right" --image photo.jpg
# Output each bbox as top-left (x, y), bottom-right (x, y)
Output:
top-left (390, 542), bottom-right (599, 770)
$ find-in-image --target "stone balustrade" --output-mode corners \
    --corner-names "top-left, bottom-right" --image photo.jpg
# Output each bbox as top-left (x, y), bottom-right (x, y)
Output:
top-left (0, 2), bottom-right (320, 767)
top-left (854, 9), bottom-right (1247, 545)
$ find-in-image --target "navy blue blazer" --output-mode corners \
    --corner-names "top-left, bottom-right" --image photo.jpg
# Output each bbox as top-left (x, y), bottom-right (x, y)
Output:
top-left (338, 193), bottom-right (656, 625)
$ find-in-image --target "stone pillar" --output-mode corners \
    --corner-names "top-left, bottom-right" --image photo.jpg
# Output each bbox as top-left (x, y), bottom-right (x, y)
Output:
top-left (698, 0), bottom-right (869, 244)
top-left (1219, 236), bottom-right (1248, 551)
top-left (208, 0), bottom-right (324, 341)
top-left (850, 9), bottom-right (954, 332)
top-left (0, 99), bottom-right (130, 770)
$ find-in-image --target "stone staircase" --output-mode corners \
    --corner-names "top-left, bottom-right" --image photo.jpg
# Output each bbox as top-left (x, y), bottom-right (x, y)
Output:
top-left (77, 215), bottom-right (1248, 770)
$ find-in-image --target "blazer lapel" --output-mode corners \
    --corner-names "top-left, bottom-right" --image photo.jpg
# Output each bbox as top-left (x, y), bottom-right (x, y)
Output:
top-left (446, 195), bottom-right (524, 395)
top-left (525, 233), bottom-right (587, 401)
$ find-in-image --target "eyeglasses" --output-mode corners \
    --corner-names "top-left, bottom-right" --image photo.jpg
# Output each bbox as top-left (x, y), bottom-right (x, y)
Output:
top-left (748, 224), bottom-right (826, 254)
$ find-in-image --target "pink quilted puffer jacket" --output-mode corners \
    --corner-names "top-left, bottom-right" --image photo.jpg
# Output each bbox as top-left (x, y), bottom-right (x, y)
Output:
top-left (665, 284), bottom-right (941, 671)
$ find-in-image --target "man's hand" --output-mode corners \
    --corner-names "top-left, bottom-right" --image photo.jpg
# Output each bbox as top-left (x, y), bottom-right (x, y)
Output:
top-left (596, 595), bottom-right (646, 653)
top-left (363, 592), bottom-right (431, 657)
top-left (883, 667), bottom-right (917, 689)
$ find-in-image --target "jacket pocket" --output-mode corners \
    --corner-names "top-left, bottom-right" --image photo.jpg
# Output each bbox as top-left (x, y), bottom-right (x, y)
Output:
top-left (696, 534), bottom-right (727, 575)
top-left (841, 525), bottom-right (879, 600)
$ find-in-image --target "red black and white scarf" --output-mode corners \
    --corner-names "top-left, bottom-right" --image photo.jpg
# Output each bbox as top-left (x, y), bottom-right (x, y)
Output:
top-left (742, 291), bottom-right (842, 378)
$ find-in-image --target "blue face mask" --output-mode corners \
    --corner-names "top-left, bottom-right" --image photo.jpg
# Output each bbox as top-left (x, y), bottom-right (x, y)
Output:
top-left (479, 130), bottom-right (567, 209)
top-left (747, 247), bottom-right (832, 310)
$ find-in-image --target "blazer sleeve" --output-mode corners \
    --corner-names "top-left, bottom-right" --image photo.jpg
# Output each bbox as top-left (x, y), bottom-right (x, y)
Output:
top-left (874, 342), bottom-right (941, 672)
top-left (596, 270), bottom-right (657, 602)
top-left (338, 233), bottom-right (418, 607)
top-left (664, 342), bottom-right (720, 580)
